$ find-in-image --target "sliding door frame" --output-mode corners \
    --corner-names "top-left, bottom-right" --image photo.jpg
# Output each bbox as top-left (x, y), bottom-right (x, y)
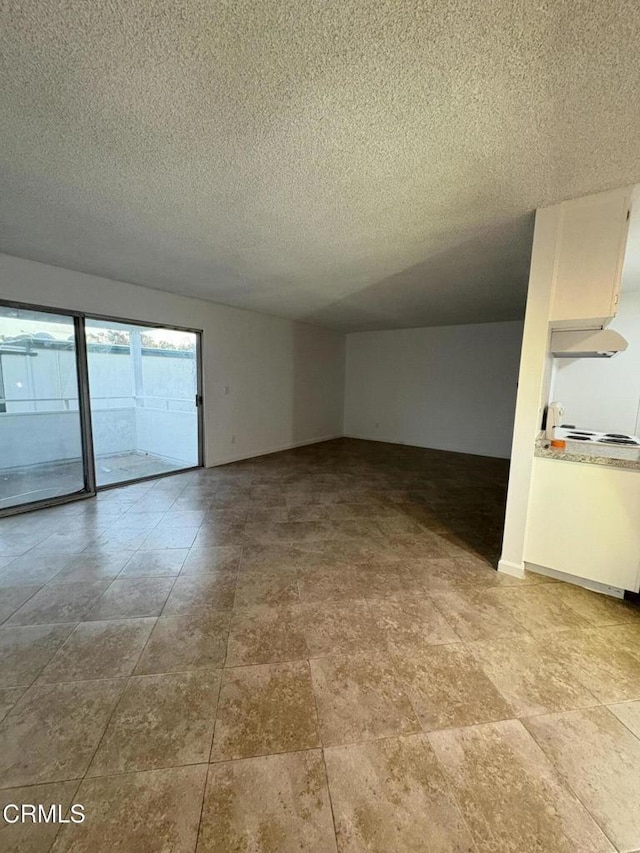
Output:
top-left (0, 300), bottom-right (97, 517)
top-left (75, 315), bottom-right (98, 497)
top-left (0, 298), bottom-right (204, 515)
top-left (87, 316), bottom-right (204, 491)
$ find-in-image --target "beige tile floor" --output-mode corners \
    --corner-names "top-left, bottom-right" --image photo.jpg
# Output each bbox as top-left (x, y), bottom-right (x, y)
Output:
top-left (0, 437), bottom-right (639, 852)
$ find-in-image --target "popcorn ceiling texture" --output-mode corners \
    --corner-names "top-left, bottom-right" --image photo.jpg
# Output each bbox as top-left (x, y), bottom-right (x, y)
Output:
top-left (1, 1), bottom-right (639, 330)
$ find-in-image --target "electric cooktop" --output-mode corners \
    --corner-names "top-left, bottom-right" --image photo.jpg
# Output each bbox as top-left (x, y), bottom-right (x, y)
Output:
top-left (556, 427), bottom-right (640, 447)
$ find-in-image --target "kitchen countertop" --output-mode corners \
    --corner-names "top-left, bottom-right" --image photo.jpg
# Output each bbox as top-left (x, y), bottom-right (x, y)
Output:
top-left (534, 433), bottom-right (640, 472)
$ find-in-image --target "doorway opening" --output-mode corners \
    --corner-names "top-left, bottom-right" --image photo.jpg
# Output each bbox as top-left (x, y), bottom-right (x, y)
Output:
top-left (86, 319), bottom-right (200, 488)
top-left (0, 303), bottom-right (203, 514)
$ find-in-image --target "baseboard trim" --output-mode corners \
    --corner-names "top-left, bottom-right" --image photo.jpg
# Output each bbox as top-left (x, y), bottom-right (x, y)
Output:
top-left (497, 558), bottom-right (525, 579)
top-left (525, 562), bottom-right (626, 599)
top-left (343, 433), bottom-right (510, 460)
top-left (207, 434), bottom-right (343, 467)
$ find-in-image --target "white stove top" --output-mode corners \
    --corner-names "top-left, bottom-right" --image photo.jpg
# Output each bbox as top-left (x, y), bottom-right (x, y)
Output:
top-left (555, 427), bottom-right (640, 447)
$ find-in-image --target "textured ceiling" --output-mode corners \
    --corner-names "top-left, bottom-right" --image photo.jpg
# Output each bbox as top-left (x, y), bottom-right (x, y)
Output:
top-left (1, 1), bottom-right (640, 331)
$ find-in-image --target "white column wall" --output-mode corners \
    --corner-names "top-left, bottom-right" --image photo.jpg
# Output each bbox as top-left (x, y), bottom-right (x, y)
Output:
top-left (498, 206), bottom-right (561, 577)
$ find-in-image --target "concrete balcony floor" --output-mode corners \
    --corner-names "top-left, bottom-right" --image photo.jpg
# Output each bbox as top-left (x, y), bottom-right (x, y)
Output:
top-left (0, 452), bottom-right (191, 509)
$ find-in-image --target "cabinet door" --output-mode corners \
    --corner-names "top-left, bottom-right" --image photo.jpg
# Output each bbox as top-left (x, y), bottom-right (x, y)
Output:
top-left (524, 458), bottom-right (640, 591)
top-left (550, 187), bottom-right (631, 329)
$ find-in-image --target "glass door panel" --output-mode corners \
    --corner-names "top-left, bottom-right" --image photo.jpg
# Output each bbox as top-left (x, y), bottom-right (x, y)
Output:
top-left (85, 319), bottom-right (200, 487)
top-left (0, 306), bottom-right (88, 509)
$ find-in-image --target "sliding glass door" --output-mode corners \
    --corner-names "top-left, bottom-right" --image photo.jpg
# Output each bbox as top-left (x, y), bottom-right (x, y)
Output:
top-left (85, 319), bottom-right (200, 487)
top-left (0, 306), bottom-right (93, 510)
top-left (0, 302), bottom-right (202, 513)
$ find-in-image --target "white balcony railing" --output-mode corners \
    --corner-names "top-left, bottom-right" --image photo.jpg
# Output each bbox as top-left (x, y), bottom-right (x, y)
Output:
top-left (0, 395), bottom-right (195, 413)
top-left (0, 401), bottom-right (198, 469)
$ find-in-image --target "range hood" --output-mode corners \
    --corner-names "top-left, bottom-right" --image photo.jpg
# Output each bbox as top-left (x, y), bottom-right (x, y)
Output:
top-left (550, 328), bottom-right (628, 358)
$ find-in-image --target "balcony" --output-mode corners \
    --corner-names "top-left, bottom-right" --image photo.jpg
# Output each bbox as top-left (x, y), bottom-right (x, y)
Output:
top-left (0, 393), bottom-right (198, 507)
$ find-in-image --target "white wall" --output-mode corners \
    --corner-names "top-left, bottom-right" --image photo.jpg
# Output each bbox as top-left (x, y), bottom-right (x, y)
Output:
top-left (344, 321), bottom-right (523, 458)
top-left (0, 253), bottom-right (346, 466)
top-left (551, 290), bottom-right (640, 435)
top-left (1, 411), bottom-right (83, 467)
top-left (135, 409), bottom-right (198, 464)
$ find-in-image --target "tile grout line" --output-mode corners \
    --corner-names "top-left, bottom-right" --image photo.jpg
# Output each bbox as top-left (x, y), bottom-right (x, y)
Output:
top-left (306, 654), bottom-right (341, 850)
top-left (521, 714), bottom-right (622, 852)
top-left (319, 744), bottom-right (341, 852)
top-left (457, 630), bottom-right (606, 720)
top-left (68, 560), bottom-right (185, 784)
top-left (45, 774), bottom-right (86, 853)
top-left (9, 488), bottom-right (200, 807)
top-left (420, 728), bottom-right (483, 853)
top-left (601, 700), bottom-right (640, 747)
top-left (0, 620), bottom-right (82, 709)
top-left (0, 584), bottom-right (48, 627)
top-left (193, 647), bottom-right (228, 849)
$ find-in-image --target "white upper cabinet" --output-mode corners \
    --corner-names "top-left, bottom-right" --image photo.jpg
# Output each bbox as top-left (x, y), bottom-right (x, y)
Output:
top-left (550, 187), bottom-right (632, 329)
